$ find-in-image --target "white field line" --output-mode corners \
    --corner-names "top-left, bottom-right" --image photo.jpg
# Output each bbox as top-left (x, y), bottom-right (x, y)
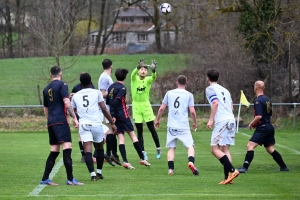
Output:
top-left (239, 132), bottom-right (300, 154)
top-left (29, 158), bottom-right (64, 196)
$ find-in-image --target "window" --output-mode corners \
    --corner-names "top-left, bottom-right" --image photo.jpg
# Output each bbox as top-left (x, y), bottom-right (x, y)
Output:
top-left (143, 17), bottom-right (150, 23)
top-left (113, 32), bottom-right (126, 42)
top-left (122, 18), bottom-right (134, 23)
top-left (138, 33), bottom-right (148, 42)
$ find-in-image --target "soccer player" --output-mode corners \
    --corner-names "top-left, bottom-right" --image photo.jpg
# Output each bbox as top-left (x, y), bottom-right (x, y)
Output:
top-left (131, 58), bottom-right (161, 160)
top-left (106, 68), bottom-right (151, 169)
top-left (71, 73), bottom-right (117, 181)
top-left (237, 81), bottom-right (289, 173)
top-left (98, 59), bottom-right (122, 166)
top-left (40, 66), bottom-right (83, 186)
top-left (154, 75), bottom-right (199, 176)
top-left (70, 72), bottom-right (95, 163)
top-left (205, 68), bottom-right (239, 184)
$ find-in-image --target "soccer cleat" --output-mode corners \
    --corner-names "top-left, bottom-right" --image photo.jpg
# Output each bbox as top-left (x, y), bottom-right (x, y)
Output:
top-left (156, 148), bottom-right (161, 159)
top-left (66, 178), bottom-right (84, 185)
top-left (104, 154), bottom-right (115, 166)
top-left (188, 162), bottom-right (199, 175)
top-left (224, 169), bottom-right (239, 184)
top-left (218, 179), bottom-right (233, 185)
top-left (123, 162), bottom-right (135, 169)
top-left (279, 166), bottom-right (289, 172)
top-left (91, 176), bottom-right (97, 181)
top-left (96, 173), bottom-right (104, 179)
top-left (40, 179), bottom-right (58, 186)
top-left (237, 167), bottom-right (248, 173)
top-left (110, 155), bottom-right (122, 166)
top-left (140, 160), bottom-right (151, 166)
top-left (81, 156), bottom-right (85, 163)
top-left (143, 151), bottom-right (148, 161)
top-left (168, 169), bottom-right (174, 176)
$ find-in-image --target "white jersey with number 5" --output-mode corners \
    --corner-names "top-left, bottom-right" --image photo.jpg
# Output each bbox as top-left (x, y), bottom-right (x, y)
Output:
top-left (206, 83), bottom-right (234, 123)
top-left (162, 88), bottom-right (194, 129)
top-left (71, 88), bottom-right (104, 125)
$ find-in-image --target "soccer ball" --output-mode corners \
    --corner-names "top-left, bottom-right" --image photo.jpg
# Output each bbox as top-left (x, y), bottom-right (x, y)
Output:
top-left (160, 3), bottom-right (172, 15)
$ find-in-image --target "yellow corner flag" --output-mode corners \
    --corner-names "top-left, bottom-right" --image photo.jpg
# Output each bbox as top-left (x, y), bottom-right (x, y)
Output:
top-left (240, 90), bottom-right (250, 107)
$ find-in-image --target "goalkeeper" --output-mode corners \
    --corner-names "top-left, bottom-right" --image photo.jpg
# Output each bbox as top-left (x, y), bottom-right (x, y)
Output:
top-left (131, 58), bottom-right (161, 160)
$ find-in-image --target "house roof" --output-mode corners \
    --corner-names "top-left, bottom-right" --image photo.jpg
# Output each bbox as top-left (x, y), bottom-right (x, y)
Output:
top-left (109, 23), bottom-right (155, 32)
top-left (119, 6), bottom-right (154, 17)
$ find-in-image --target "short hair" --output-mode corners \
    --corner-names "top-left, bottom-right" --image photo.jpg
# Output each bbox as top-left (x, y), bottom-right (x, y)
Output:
top-left (177, 75), bottom-right (187, 85)
top-left (115, 68), bottom-right (129, 81)
top-left (206, 68), bottom-right (219, 82)
top-left (80, 72), bottom-right (91, 87)
top-left (102, 59), bottom-right (112, 70)
top-left (50, 66), bottom-right (61, 77)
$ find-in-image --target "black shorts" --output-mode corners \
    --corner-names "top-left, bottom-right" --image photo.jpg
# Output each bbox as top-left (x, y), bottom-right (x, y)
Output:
top-left (48, 124), bottom-right (72, 145)
top-left (250, 123), bottom-right (275, 147)
top-left (115, 118), bottom-right (134, 134)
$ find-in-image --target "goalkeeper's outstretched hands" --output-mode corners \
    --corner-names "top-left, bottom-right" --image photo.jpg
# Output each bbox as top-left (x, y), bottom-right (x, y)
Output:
top-left (149, 60), bottom-right (157, 73)
top-left (138, 58), bottom-right (146, 68)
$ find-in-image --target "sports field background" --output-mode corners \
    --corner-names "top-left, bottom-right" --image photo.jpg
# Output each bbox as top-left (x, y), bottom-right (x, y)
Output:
top-left (0, 127), bottom-right (299, 200)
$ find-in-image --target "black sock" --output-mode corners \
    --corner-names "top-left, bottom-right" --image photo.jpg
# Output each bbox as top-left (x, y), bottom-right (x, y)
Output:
top-left (271, 150), bottom-right (287, 168)
top-left (135, 123), bottom-right (144, 151)
top-left (111, 134), bottom-right (118, 157)
top-left (93, 142), bottom-right (97, 157)
top-left (63, 148), bottom-right (73, 181)
top-left (133, 141), bottom-right (144, 160)
top-left (96, 149), bottom-right (105, 170)
top-left (106, 134), bottom-right (112, 156)
top-left (119, 144), bottom-right (128, 163)
top-left (243, 150), bottom-right (254, 169)
top-left (146, 121), bottom-right (160, 148)
top-left (42, 151), bottom-right (59, 181)
top-left (84, 152), bottom-right (94, 173)
top-left (79, 141), bottom-right (84, 156)
top-left (188, 156), bottom-right (195, 163)
top-left (219, 155), bottom-right (235, 173)
top-left (168, 161), bottom-right (174, 170)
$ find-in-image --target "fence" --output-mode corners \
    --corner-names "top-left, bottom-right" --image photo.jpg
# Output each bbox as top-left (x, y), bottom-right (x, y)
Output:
top-left (0, 103), bottom-right (299, 128)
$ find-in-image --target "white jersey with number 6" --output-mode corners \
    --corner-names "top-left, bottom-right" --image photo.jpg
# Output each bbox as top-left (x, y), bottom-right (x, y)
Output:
top-left (162, 88), bottom-right (194, 129)
top-left (71, 88), bottom-right (104, 125)
top-left (205, 83), bottom-right (234, 123)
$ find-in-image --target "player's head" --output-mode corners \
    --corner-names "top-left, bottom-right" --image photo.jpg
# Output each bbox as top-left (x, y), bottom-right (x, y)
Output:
top-left (206, 69), bottom-right (219, 82)
top-left (254, 80), bottom-right (265, 93)
top-left (80, 72), bottom-right (92, 87)
top-left (102, 59), bottom-right (113, 71)
top-left (137, 65), bottom-right (148, 78)
top-left (115, 68), bottom-right (129, 81)
top-left (50, 66), bottom-right (62, 78)
top-left (176, 75), bottom-right (187, 86)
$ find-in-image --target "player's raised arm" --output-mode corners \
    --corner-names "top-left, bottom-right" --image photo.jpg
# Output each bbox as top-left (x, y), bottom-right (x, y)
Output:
top-left (131, 58), bottom-right (146, 81)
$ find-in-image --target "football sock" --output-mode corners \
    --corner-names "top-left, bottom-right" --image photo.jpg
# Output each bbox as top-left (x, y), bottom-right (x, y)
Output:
top-left (79, 141), bottom-right (84, 156)
top-left (219, 155), bottom-right (235, 173)
top-left (97, 169), bottom-right (102, 174)
top-left (135, 123), bottom-right (144, 151)
top-left (271, 150), bottom-right (287, 168)
top-left (133, 141), bottom-right (144, 160)
top-left (84, 152), bottom-right (94, 173)
top-left (146, 121), bottom-right (161, 148)
top-left (42, 151), bottom-right (59, 181)
top-left (111, 134), bottom-right (118, 157)
top-left (106, 134), bottom-right (112, 156)
top-left (63, 148), bottom-right (73, 181)
top-left (91, 172), bottom-right (96, 177)
top-left (168, 161), bottom-right (174, 170)
top-left (119, 144), bottom-right (128, 163)
top-left (96, 149), bottom-right (104, 170)
top-left (188, 156), bottom-right (195, 163)
top-left (243, 150), bottom-right (254, 169)
top-left (93, 142), bottom-right (97, 157)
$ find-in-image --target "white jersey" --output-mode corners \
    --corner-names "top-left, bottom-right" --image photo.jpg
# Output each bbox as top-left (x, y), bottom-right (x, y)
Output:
top-left (206, 83), bottom-right (234, 123)
top-left (162, 88), bottom-right (194, 129)
top-left (71, 88), bottom-right (104, 125)
top-left (98, 72), bottom-right (113, 95)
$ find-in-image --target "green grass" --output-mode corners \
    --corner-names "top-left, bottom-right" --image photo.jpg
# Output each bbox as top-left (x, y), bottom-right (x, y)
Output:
top-left (0, 54), bottom-right (185, 105)
top-left (0, 127), bottom-right (299, 200)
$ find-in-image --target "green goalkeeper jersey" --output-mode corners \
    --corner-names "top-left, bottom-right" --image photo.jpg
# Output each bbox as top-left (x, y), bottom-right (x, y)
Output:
top-left (131, 67), bottom-right (156, 102)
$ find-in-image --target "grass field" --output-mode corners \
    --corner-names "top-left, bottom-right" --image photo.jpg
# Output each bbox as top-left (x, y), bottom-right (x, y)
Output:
top-left (0, 54), bottom-right (185, 105)
top-left (0, 127), bottom-right (299, 200)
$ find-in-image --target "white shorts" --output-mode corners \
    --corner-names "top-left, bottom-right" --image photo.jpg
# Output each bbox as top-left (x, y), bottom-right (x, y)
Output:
top-left (211, 119), bottom-right (236, 146)
top-left (79, 124), bottom-right (107, 143)
top-left (166, 127), bottom-right (194, 148)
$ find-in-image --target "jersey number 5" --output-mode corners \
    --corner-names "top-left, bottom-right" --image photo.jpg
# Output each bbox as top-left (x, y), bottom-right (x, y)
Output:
top-left (83, 95), bottom-right (89, 107)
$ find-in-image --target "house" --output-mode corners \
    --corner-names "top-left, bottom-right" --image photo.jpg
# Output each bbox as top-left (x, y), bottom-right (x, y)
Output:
top-left (89, 6), bottom-right (177, 54)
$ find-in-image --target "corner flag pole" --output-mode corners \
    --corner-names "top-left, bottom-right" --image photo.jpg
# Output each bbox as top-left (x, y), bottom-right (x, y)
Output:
top-left (237, 90), bottom-right (250, 133)
top-left (236, 101), bottom-right (242, 133)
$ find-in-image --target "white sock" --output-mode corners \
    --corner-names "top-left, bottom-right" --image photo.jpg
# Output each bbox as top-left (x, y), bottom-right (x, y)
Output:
top-left (97, 169), bottom-right (102, 174)
top-left (91, 172), bottom-right (96, 176)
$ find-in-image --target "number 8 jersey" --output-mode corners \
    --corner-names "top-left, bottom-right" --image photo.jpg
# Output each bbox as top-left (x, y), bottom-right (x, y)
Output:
top-left (162, 88), bottom-right (194, 129)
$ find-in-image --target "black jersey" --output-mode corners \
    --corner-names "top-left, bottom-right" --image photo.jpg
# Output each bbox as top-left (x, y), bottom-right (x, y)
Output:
top-left (253, 94), bottom-right (272, 125)
top-left (106, 82), bottom-right (130, 120)
top-left (43, 80), bottom-right (69, 126)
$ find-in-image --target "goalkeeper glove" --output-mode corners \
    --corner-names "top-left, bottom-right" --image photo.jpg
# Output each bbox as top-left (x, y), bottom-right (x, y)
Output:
top-left (137, 58), bottom-right (146, 69)
top-left (149, 60), bottom-right (157, 73)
